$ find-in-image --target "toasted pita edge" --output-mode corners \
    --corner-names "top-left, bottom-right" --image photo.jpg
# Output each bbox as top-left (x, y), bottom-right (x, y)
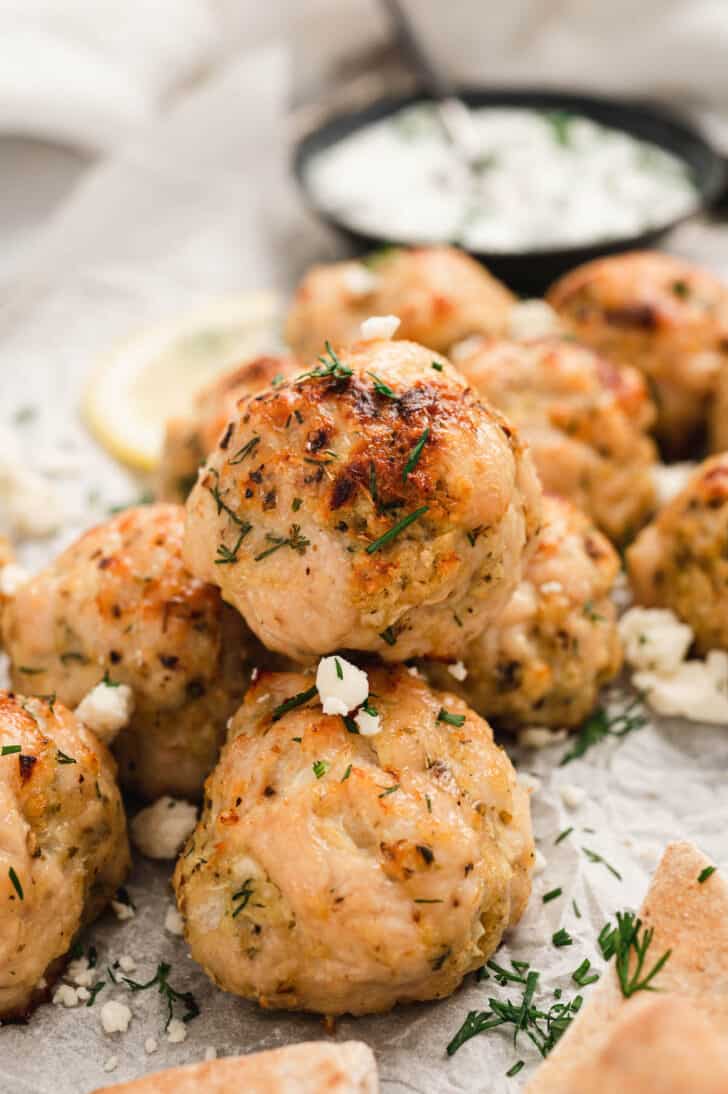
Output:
top-left (527, 840), bottom-right (727, 1092)
top-left (92, 1039), bottom-right (378, 1094)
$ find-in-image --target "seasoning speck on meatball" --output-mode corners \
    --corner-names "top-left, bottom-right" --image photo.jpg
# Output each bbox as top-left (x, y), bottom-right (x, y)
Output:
top-left (183, 339), bottom-right (542, 662)
top-left (0, 691), bottom-right (129, 1020)
top-left (174, 666), bottom-right (534, 1016)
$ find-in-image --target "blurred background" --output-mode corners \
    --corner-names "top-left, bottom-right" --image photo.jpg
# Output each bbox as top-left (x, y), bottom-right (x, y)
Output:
top-left (3, 0), bottom-right (728, 287)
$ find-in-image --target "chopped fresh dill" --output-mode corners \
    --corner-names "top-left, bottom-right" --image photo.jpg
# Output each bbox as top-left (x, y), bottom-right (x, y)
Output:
top-left (312, 759), bottom-right (329, 779)
top-left (228, 435), bottom-right (260, 465)
top-left (437, 708), bottom-right (466, 728)
top-left (543, 888), bottom-right (562, 904)
top-left (255, 524), bottom-right (310, 561)
top-left (271, 685), bottom-right (318, 722)
top-left (561, 698), bottom-right (646, 765)
top-left (402, 427), bottom-right (429, 481)
top-left (554, 827), bottom-right (573, 845)
top-left (365, 505), bottom-right (429, 554)
top-left (597, 911), bottom-right (671, 997)
top-left (582, 847), bottom-right (622, 880)
top-left (698, 866), bottom-right (716, 883)
top-left (552, 928), bottom-right (573, 948)
top-left (367, 371), bottom-right (399, 399)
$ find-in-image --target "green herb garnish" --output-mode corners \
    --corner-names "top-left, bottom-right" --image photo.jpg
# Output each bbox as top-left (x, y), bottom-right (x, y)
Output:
top-left (231, 878), bottom-right (254, 917)
top-left (297, 341), bottom-right (352, 382)
top-left (8, 866), bottom-right (23, 900)
top-left (116, 961), bottom-right (199, 1029)
top-left (56, 751), bottom-right (77, 765)
top-left (271, 685), bottom-right (318, 722)
top-left (552, 928), bottom-right (573, 948)
top-left (543, 888), bottom-right (562, 904)
top-left (698, 866), bottom-right (716, 883)
top-left (255, 524), bottom-right (310, 561)
top-left (312, 759), bottom-right (329, 779)
top-left (572, 959), bottom-right (599, 987)
top-left (402, 427), bottom-right (429, 481)
top-left (214, 524), bottom-right (251, 565)
top-left (1, 745), bottom-right (21, 756)
top-left (561, 698), bottom-right (646, 765)
top-left (437, 708), bottom-right (466, 727)
top-left (597, 911), bottom-right (671, 997)
top-left (366, 505), bottom-right (428, 554)
top-left (582, 847), bottom-right (622, 880)
top-left (367, 371), bottom-right (399, 399)
top-left (228, 435), bottom-right (260, 465)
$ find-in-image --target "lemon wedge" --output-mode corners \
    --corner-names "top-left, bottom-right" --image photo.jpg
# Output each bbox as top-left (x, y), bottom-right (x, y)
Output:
top-left (82, 290), bottom-right (282, 471)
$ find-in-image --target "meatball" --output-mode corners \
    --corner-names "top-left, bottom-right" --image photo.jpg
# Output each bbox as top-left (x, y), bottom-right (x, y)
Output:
top-left (547, 251), bottom-right (728, 454)
top-left (627, 453), bottom-right (728, 654)
top-left (183, 339), bottom-right (542, 662)
top-left (2, 504), bottom-right (264, 800)
top-left (285, 246), bottom-right (516, 361)
top-left (425, 496), bottom-right (621, 729)
top-left (158, 354), bottom-right (300, 502)
top-left (174, 666), bottom-right (534, 1016)
top-left (456, 336), bottom-right (657, 543)
top-left (0, 691), bottom-right (129, 1019)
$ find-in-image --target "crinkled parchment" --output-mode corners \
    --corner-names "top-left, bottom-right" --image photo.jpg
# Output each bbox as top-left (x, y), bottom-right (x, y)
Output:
top-left (0, 45), bottom-right (727, 1094)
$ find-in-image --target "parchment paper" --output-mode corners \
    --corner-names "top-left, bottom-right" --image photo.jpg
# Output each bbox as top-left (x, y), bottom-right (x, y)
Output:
top-left (0, 44), bottom-right (726, 1094)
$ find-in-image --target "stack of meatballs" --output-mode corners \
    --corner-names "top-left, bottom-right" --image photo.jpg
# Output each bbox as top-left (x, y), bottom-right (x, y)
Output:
top-left (3, 242), bottom-right (728, 1026)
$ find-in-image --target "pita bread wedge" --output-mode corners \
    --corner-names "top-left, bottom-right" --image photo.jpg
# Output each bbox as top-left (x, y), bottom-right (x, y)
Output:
top-left (528, 841), bottom-right (728, 1092)
top-left (92, 1040), bottom-right (377, 1094)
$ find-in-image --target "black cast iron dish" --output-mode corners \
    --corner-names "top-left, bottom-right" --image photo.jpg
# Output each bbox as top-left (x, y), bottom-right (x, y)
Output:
top-left (293, 88), bottom-right (726, 294)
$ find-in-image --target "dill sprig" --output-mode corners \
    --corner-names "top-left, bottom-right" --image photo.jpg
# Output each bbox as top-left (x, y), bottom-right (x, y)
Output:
top-left (367, 371), bottom-right (399, 400)
top-left (582, 847), bottom-right (622, 880)
top-left (205, 468), bottom-right (248, 529)
top-left (296, 342), bottom-right (352, 382)
top-left (271, 685), bottom-right (318, 722)
top-left (597, 911), bottom-right (671, 998)
top-left (402, 427), bottom-right (430, 481)
top-left (446, 966), bottom-right (584, 1058)
top-left (366, 505), bottom-right (429, 554)
top-left (228, 435), bottom-right (260, 465)
top-left (214, 524), bottom-right (251, 565)
top-left (560, 697), bottom-right (646, 765)
top-left (255, 524), bottom-right (310, 561)
top-left (115, 961), bottom-right (199, 1029)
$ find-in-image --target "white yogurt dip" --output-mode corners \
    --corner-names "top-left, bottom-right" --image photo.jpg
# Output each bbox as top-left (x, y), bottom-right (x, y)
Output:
top-left (305, 104), bottom-right (698, 252)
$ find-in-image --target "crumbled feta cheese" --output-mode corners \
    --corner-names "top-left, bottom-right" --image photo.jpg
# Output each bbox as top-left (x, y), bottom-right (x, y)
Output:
top-left (619, 607), bottom-right (693, 674)
top-left (540, 580), bottom-right (563, 595)
top-left (406, 665), bottom-right (422, 678)
top-left (508, 299), bottom-right (560, 340)
top-left (100, 1000), bottom-right (132, 1034)
top-left (117, 955), bottom-right (136, 974)
top-left (652, 461), bottom-right (697, 506)
top-left (167, 1018), bottom-right (187, 1044)
top-left (316, 656), bottom-right (369, 716)
top-left (164, 905), bottom-right (185, 936)
top-left (66, 956), bottom-right (96, 988)
top-left (204, 1047), bottom-right (217, 1062)
top-left (559, 784), bottom-right (587, 810)
top-left (447, 661), bottom-right (468, 682)
top-left (533, 849), bottom-right (547, 875)
top-left (517, 727), bottom-right (568, 749)
top-left (111, 899), bottom-right (136, 922)
top-left (449, 335), bottom-right (484, 362)
top-left (359, 314), bottom-right (400, 341)
top-left (518, 772), bottom-right (541, 794)
top-left (144, 1037), bottom-right (158, 1055)
top-left (76, 987), bottom-right (90, 1002)
top-left (0, 563), bottom-right (29, 597)
top-left (53, 984), bottom-right (80, 1008)
top-left (103, 1056), bottom-right (119, 1073)
top-left (131, 796), bottom-right (198, 859)
top-left (75, 681), bottom-right (134, 745)
top-left (343, 264), bottom-right (379, 297)
top-left (634, 650), bottom-right (728, 724)
top-left (354, 708), bottom-right (381, 736)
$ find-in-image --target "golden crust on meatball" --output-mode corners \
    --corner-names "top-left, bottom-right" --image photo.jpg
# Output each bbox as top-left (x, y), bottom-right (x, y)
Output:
top-left (173, 666), bottom-right (534, 1016)
top-left (0, 692), bottom-right (129, 1019)
top-left (425, 496), bottom-right (622, 730)
top-left (183, 339), bottom-right (542, 662)
top-left (2, 504), bottom-right (264, 800)
top-left (456, 335), bottom-right (657, 543)
top-left (627, 453), bottom-right (728, 654)
top-left (285, 245), bottom-right (516, 361)
top-left (709, 364), bottom-right (728, 455)
top-left (158, 354), bottom-right (300, 503)
top-left (547, 251), bottom-right (728, 454)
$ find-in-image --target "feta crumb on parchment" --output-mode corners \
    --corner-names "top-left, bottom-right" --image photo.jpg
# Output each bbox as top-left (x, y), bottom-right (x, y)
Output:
top-left (517, 727), bottom-right (568, 749)
top-left (316, 656), bottom-right (369, 716)
top-left (167, 1018), bottom-right (187, 1044)
top-left (634, 651), bottom-right (728, 724)
top-left (0, 427), bottom-right (64, 539)
top-left (53, 984), bottom-right (80, 1008)
top-left (204, 1047), bottom-right (217, 1062)
top-left (111, 899), bottom-right (136, 922)
top-left (131, 796), bottom-right (198, 860)
top-left (144, 1037), bottom-right (158, 1055)
top-left (100, 1000), bottom-right (132, 1034)
top-left (117, 955), bottom-right (136, 974)
top-left (103, 1056), bottom-right (119, 1073)
top-left (619, 607), bottom-right (693, 674)
top-left (518, 772), bottom-right (541, 794)
top-left (359, 314), bottom-right (400, 341)
top-left (0, 563), bottom-right (29, 597)
top-left (66, 956), bottom-right (96, 988)
top-left (447, 661), bottom-right (468, 682)
top-left (354, 708), bottom-right (381, 737)
top-left (533, 849), bottom-right (547, 875)
top-left (164, 905), bottom-right (185, 936)
top-left (620, 606), bottom-right (728, 723)
top-left (75, 681), bottom-right (134, 745)
top-left (559, 784), bottom-right (587, 810)
top-left (342, 264), bottom-right (379, 297)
